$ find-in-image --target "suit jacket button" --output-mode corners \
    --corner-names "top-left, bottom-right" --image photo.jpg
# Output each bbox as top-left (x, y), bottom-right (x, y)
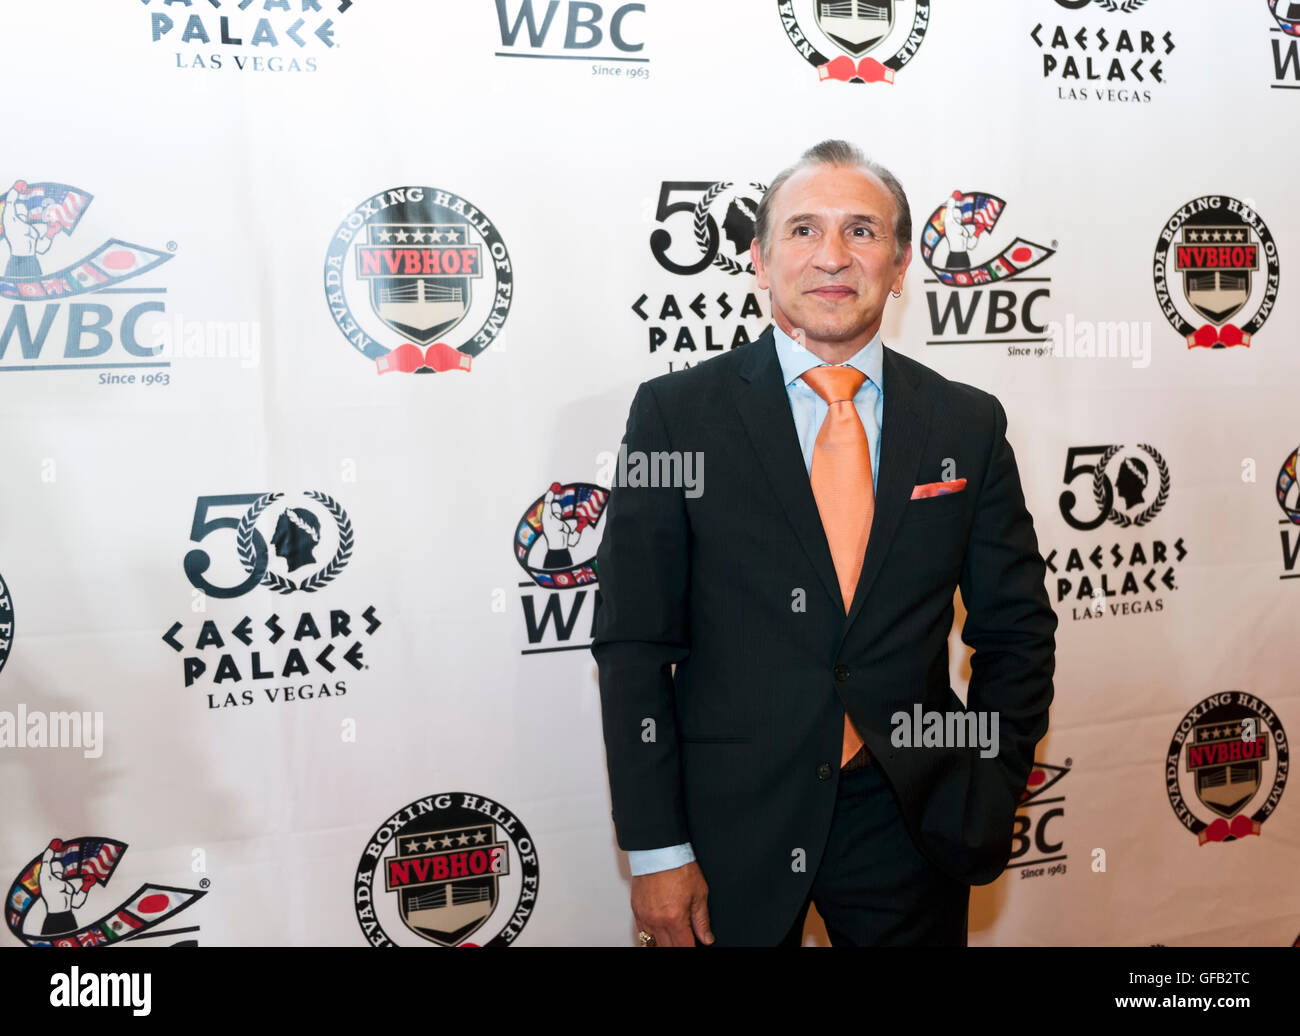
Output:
top-left (816, 763), bottom-right (833, 780)
top-left (833, 665), bottom-right (851, 682)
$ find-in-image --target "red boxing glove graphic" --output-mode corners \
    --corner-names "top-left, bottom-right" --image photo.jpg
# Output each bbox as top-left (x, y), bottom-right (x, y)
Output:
top-left (1188, 323), bottom-right (1250, 349)
top-left (818, 55), bottom-right (857, 82)
top-left (1198, 813), bottom-right (1262, 845)
top-left (857, 57), bottom-right (895, 84)
top-left (376, 341), bottom-right (473, 374)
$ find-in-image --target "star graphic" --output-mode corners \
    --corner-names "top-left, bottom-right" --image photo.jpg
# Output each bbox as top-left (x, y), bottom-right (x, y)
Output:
top-left (429, 230), bottom-right (443, 243)
top-left (405, 840), bottom-right (422, 853)
top-left (473, 830), bottom-right (488, 843)
top-left (410, 230), bottom-right (425, 243)
top-left (440, 835), bottom-right (454, 848)
top-left (423, 838), bottom-right (438, 851)
top-left (457, 832), bottom-right (471, 846)
top-left (377, 230), bottom-right (392, 242)
top-left (394, 229), bottom-right (409, 243)
top-left (444, 229), bottom-right (460, 242)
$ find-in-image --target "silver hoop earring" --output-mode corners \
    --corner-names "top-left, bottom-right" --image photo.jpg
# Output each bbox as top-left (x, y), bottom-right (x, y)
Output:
top-left (891, 289), bottom-right (902, 299)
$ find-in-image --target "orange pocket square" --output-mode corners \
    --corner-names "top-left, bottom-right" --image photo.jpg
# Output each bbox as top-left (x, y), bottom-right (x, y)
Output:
top-left (910, 478), bottom-right (967, 500)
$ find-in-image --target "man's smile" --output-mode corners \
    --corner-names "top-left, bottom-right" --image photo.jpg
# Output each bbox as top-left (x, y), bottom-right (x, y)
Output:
top-left (806, 285), bottom-right (858, 299)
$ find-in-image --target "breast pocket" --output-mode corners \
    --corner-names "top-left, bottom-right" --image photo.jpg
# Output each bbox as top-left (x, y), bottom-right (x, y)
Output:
top-left (903, 489), bottom-right (968, 526)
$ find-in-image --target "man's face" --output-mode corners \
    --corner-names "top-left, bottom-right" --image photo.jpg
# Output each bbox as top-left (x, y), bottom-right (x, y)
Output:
top-left (751, 163), bottom-right (911, 353)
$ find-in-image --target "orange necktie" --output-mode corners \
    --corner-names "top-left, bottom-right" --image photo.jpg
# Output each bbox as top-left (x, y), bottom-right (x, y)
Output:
top-left (801, 365), bottom-right (874, 767)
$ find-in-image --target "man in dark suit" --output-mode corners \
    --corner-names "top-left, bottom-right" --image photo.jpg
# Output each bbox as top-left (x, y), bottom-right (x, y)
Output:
top-left (592, 140), bottom-right (1057, 947)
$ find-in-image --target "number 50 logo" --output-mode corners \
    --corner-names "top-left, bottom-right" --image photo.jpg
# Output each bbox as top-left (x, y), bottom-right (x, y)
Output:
top-left (1058, 444), bottom-right (1170, 531)
top-left (647, 181), bottom-right (767, 277)
top-left (183, 491), bottom-right (354, 598)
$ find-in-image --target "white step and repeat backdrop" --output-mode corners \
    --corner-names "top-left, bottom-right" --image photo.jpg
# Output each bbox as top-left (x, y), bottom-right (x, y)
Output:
top-left (0, 0), bottom-right (1296, 948)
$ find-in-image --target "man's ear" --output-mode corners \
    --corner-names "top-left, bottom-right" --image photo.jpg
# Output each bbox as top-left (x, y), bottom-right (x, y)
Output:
top-left (751, 237), bottom-right (769, 290)
top-left (891, 242), bottom-right (913, 294)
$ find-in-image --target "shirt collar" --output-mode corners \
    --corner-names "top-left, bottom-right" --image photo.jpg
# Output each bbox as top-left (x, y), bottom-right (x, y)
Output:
top-left (772, 323), bottom-right (884, 392)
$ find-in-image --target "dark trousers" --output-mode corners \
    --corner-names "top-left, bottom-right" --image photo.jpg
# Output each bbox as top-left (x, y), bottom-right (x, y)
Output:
top-left (779, 761), bottom-right (970, 947)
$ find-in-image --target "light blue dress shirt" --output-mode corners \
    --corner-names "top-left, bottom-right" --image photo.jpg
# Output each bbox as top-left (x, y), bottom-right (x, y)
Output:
top-left (627, 326), bottom-right (885, 876)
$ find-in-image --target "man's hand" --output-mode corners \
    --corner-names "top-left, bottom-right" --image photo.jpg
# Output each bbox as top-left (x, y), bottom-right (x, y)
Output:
top-left (631, 861), bottom-right (714, 947)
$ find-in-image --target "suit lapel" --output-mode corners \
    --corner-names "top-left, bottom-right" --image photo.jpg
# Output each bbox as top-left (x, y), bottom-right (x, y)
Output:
top-left (733, 329), bottom-right (843, 611)
top-left (843, 345), bottom-right (932, 635)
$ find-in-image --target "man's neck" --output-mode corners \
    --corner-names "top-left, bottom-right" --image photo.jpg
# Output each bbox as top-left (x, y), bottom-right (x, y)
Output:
top-left (773, 315), bottom-right (882, 365)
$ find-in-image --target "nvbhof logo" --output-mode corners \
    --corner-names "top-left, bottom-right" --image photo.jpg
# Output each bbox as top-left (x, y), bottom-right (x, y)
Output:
top-left (0, 568), bottom-right (11, 679)
top-left (1166, 693), bottom-right (1288, 846)
top-left (325, 187), bottom-right (513, 375)
top-left (1154, 196), bottom-right (1280, 349)
top-left (6, 838), bottom-right (204, 947)
top-left (778, 0), bottom-right (930, 84)
top-left (355, 794), bottom-right (539, 947)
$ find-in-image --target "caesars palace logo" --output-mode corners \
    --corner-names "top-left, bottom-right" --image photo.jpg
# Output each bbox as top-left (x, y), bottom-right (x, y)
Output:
top-left (633, 179), bottom-right (771, 373)
top-left (1045, 443), bottom-right (1187, 623)
top-left (777, 1), bottom-right (930, 84)
top-left (161, 491), bottom-right (382, 713)
top-left (7, 837), bottom-right (205, 948)
top-left (355, 794), bottom-right (539, 947)
top-left (325, 187), bottom-right (513, 375)
top-left (1166, 693), bottom-right (1288, 846)
top-left (136, 0), bottom-right (358, 73)
top-left (1034, 0), bottom-right (1175, 105)
top-left (1154, 196), bottom-right (1280, 349)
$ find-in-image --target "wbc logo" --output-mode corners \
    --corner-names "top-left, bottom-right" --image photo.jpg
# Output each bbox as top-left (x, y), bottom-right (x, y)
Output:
top-left (920, 189), bottom-right (1058, 350)
top-left (921, 191), bottom-right (1055, 287)
top-left (6, 838), bottom-right (205, 947)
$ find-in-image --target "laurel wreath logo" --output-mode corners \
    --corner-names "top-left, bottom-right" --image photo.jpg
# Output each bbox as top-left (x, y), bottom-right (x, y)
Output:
top-left (1094, 0), bottom-right (1149, 11)
top-left (1093, 444), bottom-right (1169, 528)
top-left (693, 181), bottom-right (766, 276)
top-left (236, 490), bottom-right (354, 594)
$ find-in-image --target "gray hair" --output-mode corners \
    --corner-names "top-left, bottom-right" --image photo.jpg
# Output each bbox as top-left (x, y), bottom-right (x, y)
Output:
top-left (753, 139), bottom-right (912, 264)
